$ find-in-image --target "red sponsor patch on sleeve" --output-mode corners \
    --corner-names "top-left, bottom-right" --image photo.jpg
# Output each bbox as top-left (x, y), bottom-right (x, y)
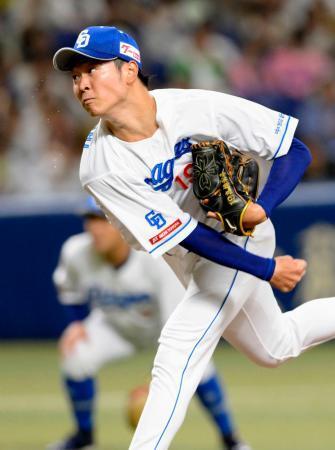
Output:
top-left (149, 219), bottom-right (182, 245)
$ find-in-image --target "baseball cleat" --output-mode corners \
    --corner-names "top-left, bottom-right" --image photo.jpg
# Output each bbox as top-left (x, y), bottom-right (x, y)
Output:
top-left (229, 443), bottom-right (252, 450)
top-left (46, 443), bottom-right (94, 450)
top-left (46, 430), bottom-right (95, 450)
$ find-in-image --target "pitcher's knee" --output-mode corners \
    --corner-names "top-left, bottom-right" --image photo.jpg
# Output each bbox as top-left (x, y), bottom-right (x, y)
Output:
top-left (247, 349), bottom-right (283, 369)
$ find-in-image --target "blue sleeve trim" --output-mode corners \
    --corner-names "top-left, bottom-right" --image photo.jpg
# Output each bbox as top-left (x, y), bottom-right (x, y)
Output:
top-left (180, 222), bottom-right (274, 280)
top-left (255, 198), bottom-right (271, 218)
top-left (272, 115), bottom-right (291, 160)
top-left (257, 138), bottom-right (311, 217)
top-left (264, 258), bottom-right (276, 281)
top-left (149, 215), bottom-right (193, 255)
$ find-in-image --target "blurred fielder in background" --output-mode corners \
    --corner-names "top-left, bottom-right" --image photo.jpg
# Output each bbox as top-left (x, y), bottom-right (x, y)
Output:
top-left (47, 198), bottom-right (251, 450)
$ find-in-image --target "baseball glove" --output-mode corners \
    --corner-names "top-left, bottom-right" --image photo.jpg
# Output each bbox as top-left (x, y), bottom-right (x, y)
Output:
top-left (192, 140), bottom-right (259, 236)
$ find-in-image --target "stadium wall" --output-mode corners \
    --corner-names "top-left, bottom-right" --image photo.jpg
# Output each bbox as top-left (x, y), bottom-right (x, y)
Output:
top-left (0, 185), bottom-right (335, 339)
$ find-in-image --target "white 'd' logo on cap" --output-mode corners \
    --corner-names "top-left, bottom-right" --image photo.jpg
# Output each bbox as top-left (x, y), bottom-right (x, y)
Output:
top-left (76, 30), bottom-right (90, 48)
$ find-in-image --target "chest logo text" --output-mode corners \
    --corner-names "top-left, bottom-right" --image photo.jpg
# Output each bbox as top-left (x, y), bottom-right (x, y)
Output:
top-left (144, 137), bottom-right (192, 192)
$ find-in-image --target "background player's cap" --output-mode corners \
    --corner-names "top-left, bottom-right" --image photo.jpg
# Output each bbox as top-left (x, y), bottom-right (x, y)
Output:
top-left (80, 196), bottom-right (106, 219)
top-left (53, 26), bottom-right (142, 72)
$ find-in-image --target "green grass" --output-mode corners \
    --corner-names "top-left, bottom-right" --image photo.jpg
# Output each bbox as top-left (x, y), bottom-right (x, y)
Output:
top-left (0, 342), bottom-right (334, 450)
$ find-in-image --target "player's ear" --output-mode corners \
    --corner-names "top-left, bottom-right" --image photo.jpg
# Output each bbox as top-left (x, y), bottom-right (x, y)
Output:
top-left (125, 61), bottom-right (139, 84)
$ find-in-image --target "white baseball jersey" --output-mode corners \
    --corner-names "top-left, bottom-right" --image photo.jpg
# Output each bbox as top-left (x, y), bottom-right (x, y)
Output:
top-left (53, 232), bottom-right (183, 348)
top-left (80, 89), bottom-right (298, 270)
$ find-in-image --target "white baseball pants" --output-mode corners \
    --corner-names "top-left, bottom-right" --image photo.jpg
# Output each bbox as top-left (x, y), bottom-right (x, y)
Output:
top-left (129, 245), bottom-right (335, 449)
top-left (62, 308), bottom-right (218, 384)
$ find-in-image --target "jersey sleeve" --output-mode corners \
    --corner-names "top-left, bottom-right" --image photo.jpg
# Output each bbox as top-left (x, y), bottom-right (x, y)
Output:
top-left (210, 91), bottom-right (299, 160)
top-left (53, 244), bottom-right (86, 305)
top-left (86, 172), bottom-right (197, 258)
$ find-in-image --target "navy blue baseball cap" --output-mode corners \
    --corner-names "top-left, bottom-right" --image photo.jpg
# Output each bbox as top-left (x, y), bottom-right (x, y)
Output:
top-left (53, 26), bottom-right (142, 72)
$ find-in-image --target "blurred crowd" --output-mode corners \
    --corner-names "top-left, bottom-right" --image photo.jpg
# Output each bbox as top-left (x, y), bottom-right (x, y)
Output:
top-left (1, 0), bottom-right (335, 195)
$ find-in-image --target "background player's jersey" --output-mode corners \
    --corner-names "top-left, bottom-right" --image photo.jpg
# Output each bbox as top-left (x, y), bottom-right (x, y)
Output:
top-left (80, 88), bottom-right (298, 259)
top-left (53, 233), bottom-right (184, 348)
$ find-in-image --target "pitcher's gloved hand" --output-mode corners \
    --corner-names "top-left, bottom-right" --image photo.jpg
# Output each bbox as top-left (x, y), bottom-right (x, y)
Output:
top-left (192, 140), bottom-right (259, 236)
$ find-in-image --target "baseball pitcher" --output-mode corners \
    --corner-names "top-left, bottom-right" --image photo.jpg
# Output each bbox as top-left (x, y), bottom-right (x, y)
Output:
top-left (52, 26), bottom-right (335, 450)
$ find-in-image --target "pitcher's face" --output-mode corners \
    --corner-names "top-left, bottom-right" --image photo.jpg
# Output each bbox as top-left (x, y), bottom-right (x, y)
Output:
top-left (72, 60), bottom-right (127, 117)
